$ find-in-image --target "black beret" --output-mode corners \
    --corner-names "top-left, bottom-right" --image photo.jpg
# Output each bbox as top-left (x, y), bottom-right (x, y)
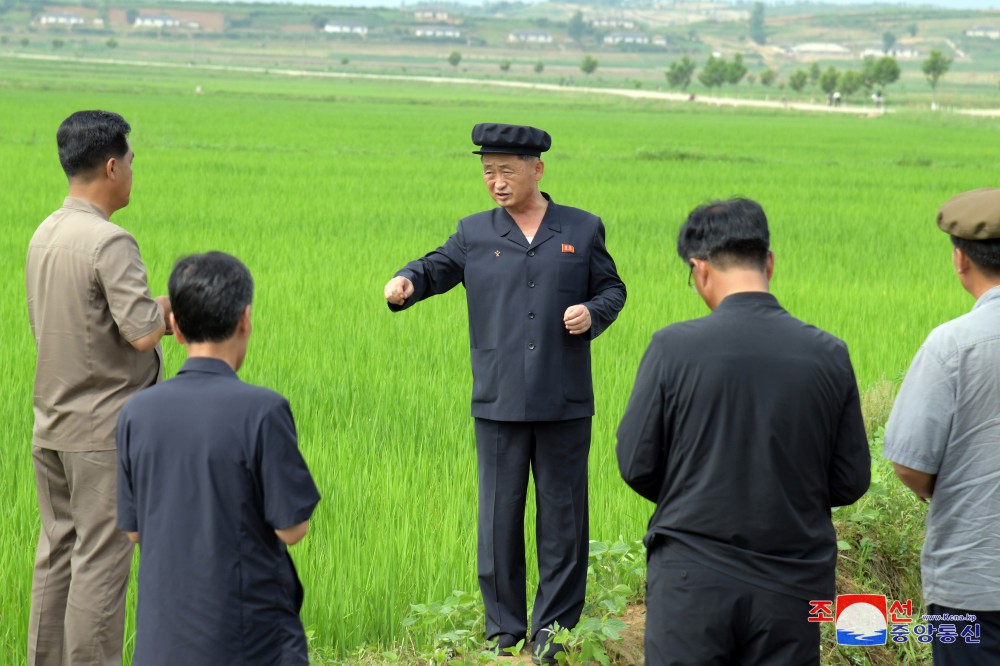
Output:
top-left (471, 123), bottom-right (551, 158)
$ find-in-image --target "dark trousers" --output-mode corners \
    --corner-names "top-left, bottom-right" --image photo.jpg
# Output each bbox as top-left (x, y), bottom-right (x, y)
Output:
top-left (645, 541), bottom-right (819, 666)
top-left (928, 604), bottom-right (1000, 666)
top-left (475, 417), bottom-right (591, 642)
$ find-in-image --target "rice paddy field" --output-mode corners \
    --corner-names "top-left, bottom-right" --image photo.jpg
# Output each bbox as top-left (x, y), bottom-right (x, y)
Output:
top-left (0, 55), bottom-right (994, 663)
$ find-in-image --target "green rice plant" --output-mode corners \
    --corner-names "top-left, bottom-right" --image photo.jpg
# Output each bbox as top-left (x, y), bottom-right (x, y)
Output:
top-left (0, 56), bottom-right (989, 663)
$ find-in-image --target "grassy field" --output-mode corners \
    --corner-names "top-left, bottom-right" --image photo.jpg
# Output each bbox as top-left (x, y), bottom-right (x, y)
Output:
top-left (1, 55), bottom-right (996, 663)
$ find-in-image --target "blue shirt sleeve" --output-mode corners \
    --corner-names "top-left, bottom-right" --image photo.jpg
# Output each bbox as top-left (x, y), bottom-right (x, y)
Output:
top-left (116, 408), bottom-right (138, 532)
top-left (884, 342), bottom-right (955, 474)
top-left (256, 399), bottom-right (321, 530)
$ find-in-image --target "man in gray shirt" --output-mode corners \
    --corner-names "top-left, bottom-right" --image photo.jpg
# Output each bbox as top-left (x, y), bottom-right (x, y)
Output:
top-left (885, 187), bottom-right (1000, 665)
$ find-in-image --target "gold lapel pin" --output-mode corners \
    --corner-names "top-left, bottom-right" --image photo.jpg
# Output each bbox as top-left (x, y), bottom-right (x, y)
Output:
top-left (495, 250), bottom-right (501, 257)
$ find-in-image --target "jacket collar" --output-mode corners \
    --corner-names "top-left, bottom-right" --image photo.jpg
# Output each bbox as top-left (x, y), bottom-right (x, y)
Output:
top-left (974, 284), bottom-right (1000, 311)
top-left (63, 196), bottom-right (109, 221)
top-left (714, 291), bottom-right (784, 312)
top-left (496, 192), bottom-right (561, 249)
top-left (177, 356), bottom-right (239, 379)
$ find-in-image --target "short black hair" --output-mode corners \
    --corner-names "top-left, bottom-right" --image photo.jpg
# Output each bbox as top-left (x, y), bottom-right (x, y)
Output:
top-left (951, 235), bottom-right (1000, 276)
top-left (56, 110), bottom-right (131, 178)
top-left (168, 252), bottom-right (254, 343)
top-left (676, 198), bottom-right (770, 271)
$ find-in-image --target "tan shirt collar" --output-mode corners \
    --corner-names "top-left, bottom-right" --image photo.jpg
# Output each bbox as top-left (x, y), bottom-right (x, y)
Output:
top-left (63, 195), bottom-right (109, 221)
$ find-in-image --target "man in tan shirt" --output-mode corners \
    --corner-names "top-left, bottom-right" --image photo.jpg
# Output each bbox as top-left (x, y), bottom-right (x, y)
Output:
top-left (25, 110), bottom-right (170, 666)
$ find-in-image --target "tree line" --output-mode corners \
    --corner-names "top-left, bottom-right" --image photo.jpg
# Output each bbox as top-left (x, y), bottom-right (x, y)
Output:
top-left (665, 50), bottom-right (954, 103)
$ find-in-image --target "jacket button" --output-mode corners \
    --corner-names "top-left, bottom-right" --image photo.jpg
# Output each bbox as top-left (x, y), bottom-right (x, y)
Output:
top-left (527, 342), bottom-right (535, 350)
top-left (527, 280), bottom-right (535, 288)
top-left (528, 312), bottom-right (535, 319)
top-left (527, 250), bottom-right (535, 257)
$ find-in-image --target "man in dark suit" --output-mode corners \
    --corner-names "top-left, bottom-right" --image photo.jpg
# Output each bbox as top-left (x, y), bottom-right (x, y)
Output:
top-left (616, 198), bottom-right (870, 665)
top-left (384, 123), bottom-right (626, 663)
top-left (117, 252), bottom-right (320, 665)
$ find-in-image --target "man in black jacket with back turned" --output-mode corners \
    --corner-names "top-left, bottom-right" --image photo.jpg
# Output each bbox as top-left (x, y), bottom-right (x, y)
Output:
top-left (616, 198), bottom-right (869, 665)
top-left (384, 123), bottom-right (626, 663)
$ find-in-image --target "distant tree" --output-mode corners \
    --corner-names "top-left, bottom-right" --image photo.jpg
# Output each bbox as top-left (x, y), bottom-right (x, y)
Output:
top-left (760, 68), bottom-right (777, 87)
top-left (872, 56), bottom-right (900, 89)
top-left (698, 55), bottom-right (728, 89)
top-left (568, 10), bottom-right (586, 43)
top-left (746, 72), bottom-right (756, 86)
top-left (907, 23), bottom-right (918, 37)
top-left (840, 70), bottom-right (863, 97)
top-left (499, 59), bottom-right (511, 73)
top-left (726, 53), bottom-right (747, 86)
top-left (788, 69), bottom-right (808, 93)
top-left (105, 37), bottom-right (117, 48)
top-left (922, 49), bottom-right (952, 100)
top-left (340, 56), bottom-right (349, 65)
top-left (819, 66), bottom-right (839, 95)
top-left (809, 61), bottom-right (821, 86)
top-left (749, 2), bottom-right (766, 45)
top-left (665, 56), bottom-right (696, 90)
top-left (882, 31), bottom-right (897, 54)
top-left (20, 37), bottom-right (29, 47)
top-left (580, 54), bottom-right (598, 75)
top-left (52, 38), bottom-right (64, 49)
top-left (448, 51), bottom-right (461, 68)
top-left (533, 60), bottom-right (544, 74)
top-left (126, 8), bottom-right (138, 25)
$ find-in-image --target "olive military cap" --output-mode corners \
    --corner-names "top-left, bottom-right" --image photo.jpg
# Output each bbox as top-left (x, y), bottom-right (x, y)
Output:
top-left (471, 123), bottom-right (551, 158)
top-left (938, 188), bottom-right (1000, 240)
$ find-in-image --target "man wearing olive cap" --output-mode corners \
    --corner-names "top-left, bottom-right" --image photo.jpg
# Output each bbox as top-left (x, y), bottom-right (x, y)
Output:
top-left (383, 123), bottom-right (626, 663)
top-left (885, 188), bottom-right (1000, 664)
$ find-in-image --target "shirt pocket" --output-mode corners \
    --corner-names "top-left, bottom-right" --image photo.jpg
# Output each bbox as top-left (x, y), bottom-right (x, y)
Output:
top-left (558, 257), bottom-right (589, 295)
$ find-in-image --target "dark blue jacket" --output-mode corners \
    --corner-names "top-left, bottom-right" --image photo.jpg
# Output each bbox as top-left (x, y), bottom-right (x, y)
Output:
top-left (391, 194), bottom-right (626, 421)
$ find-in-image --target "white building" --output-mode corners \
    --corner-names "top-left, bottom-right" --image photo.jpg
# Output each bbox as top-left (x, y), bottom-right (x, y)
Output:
top-left (789, 42), bottom-right (852, 58)
top-left (324, 21), bottom-right (368, 35)
top-left (414, 8), bottom-right (451, 23)
top-left (603, 31), bottom-right (649, 45)
top-left (508, 30), bottom-right (552, 44)
top-left (134, 14), bottom-right (182, 28)
top-left (38, 13), bottom-right (84, 26)
top-left (966, 25), bottom-right (1000, 39)
top-left (592, 17), bottom-right (635, 29)
top-left (414, 25), bottom-right (460, 39)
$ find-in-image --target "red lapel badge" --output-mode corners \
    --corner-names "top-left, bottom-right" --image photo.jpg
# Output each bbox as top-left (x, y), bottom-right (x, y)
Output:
top-left (561, 244), bottom-right (575, 254)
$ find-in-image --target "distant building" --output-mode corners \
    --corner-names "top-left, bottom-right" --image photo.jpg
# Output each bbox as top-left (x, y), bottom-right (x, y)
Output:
top-left (37, 12), bottom-right (85, 26)
top-left (861, 45), bottom-right (919, 59)
top-left (508, 30), bottom-right (552, 44)
top-left (134, 14), bottom-right (182, 28)
top-left (652, 35), bottom-right (667, 47)
top-left (414, 8), bottom-right (451, 23)
top-left (324, 21), bottom-right (368, 35)
top-left (108, 8), bottom-right (222, 31)
top-left (888, 46), bottom-right (920, 59)
top-left (414, 25), bottom-right (460, 39)
top-left (603, 31), bottom-right (648, 45)
top-left (789, 42), bottom-right (852, 59)
top-left (592, 17), bottom-right (635, 29)
top-left (966, 25), bottom-right (1000, 39)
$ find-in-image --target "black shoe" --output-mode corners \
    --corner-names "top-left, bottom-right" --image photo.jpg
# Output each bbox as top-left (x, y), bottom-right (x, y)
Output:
top-left (490, 633), bottom-right (522, 657)
top-left (531, 629), bottom-right (564, 665)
